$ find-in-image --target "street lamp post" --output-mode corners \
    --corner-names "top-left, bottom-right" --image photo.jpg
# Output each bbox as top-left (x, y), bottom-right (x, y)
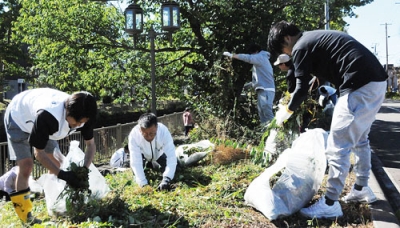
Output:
top-left (125, 2), bottom-right (180, 115)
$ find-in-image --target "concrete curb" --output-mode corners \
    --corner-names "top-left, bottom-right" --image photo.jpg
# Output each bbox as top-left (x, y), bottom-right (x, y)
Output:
top-left (370, 153), bottom-right (400, 228)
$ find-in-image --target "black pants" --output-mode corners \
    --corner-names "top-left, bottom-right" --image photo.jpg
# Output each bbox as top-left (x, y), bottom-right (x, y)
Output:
top-left (184, 126), bottom-right (193, 136)
top-left (143, 153), bottom-right (167, 173)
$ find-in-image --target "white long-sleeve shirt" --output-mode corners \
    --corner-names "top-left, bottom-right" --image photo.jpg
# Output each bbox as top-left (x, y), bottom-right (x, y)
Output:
top-left (128, 123), bottom-right (177, 187)
top-left (110, 148), bottom-right (128, 168)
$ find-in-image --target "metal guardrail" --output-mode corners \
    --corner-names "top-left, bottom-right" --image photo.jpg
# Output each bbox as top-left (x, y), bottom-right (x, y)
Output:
top-left (0, 112), bottom-right (184, 178)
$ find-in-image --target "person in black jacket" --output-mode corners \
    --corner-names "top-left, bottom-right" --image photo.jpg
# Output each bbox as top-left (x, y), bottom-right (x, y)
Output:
top-left (267, 21), bottom-right (387, 219)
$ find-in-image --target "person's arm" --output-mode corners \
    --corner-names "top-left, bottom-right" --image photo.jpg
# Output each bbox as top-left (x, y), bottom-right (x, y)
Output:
top-left (79, 119), bottom-right (96, 168)
top-left (233, 51), bottom-right (267, 66)
top-left (34, 148), bottom-right (61, 175)
top-left (160, 127), bottom-right (177, 180)
top-left (29, 110), bottom-right (61, 174)
top-left (83, 138), bottom-right (96, 168)
top-left (129, 129), bottom-right (148, 187)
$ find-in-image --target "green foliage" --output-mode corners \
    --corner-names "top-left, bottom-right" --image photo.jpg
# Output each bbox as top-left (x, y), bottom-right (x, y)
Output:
top-left (1, 158), bottom-right (373, 227)
top-left (0, 0), bottom-right (28, 98)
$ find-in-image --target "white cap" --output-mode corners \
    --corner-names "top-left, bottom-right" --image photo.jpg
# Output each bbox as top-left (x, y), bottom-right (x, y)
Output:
top-left (273, 54), bottom-right (290, 66)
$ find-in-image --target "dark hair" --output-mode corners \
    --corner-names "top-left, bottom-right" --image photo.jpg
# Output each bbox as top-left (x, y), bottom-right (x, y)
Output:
top-left (267, 21), bottom-right (301, 56)
top-left (124, 144), bottom-right (129, 152)
top-left (138, 113), bottom-right (158, 129)
top-left (66, 91), bottom-right (97, 121)
top-left (247, 44), bottom-right (261, 54)
top-left (185, 107), bottom-right (190, 111)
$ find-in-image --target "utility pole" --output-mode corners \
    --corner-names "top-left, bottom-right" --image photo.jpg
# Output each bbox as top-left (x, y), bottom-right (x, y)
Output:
top-left (325, 0), bottom-right (330, 30)
top-left (381, 23), bottom-right (391, 72)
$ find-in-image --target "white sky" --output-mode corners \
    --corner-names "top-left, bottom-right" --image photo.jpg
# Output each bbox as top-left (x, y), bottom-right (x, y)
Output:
top-left (344, 0), bottom-right (400, 66)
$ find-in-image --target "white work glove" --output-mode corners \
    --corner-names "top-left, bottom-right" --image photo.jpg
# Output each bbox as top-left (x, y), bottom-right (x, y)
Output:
top-left (275, 104), bottom-right (293, 126)
top-left (264, 129), bottom-right (278, 162)
top-left (318, 95), bottom-right (326, 107)
top-left (223, 51), bottom-right (233, 58)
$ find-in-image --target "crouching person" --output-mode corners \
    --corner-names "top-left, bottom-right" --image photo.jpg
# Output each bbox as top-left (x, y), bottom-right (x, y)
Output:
top-left (4, 88), bottom-right (98, 224)
top-left (128, 113), bottom-right (177, 191)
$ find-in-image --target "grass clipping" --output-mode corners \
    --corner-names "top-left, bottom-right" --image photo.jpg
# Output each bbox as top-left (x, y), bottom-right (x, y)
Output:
top-left (57, 162), bottom-right (91, 220)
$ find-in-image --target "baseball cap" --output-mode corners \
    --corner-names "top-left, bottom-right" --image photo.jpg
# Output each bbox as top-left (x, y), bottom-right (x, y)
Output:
top-left (273, 54), bottom-right (290, 66)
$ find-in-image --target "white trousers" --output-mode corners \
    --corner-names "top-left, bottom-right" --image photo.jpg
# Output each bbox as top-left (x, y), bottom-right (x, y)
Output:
top-left (325, 81), bottom-right (386, 201)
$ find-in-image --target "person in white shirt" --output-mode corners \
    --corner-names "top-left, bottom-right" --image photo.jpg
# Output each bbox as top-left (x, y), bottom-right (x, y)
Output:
top-left (128, 113), bottom-right (177, 191)
top-left (0, 166), bottom-right (18, 201)
top-left (4, 88), bottom-right (97, 224)
top-left (110, 145), bottom-right (129, 168)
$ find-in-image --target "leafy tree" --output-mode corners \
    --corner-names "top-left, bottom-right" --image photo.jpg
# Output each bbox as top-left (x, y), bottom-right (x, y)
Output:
top-left (12, 0), bottom-right (136, 100)
top-left (11, 0), bottom-right (372, 128)
top-left (0, 0), bottom-right (28, 101)
top-left (172, 0), bottom-right (372, 128)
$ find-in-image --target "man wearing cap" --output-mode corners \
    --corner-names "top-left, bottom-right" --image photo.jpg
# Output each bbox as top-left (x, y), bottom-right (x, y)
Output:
top-left (223, 44), bottom-right (275, 124)
top-left (274, 54), bottom-right (295, 93)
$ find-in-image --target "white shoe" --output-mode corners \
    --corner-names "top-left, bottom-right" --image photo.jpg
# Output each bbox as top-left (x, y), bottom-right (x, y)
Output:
top-left (300, 196), bottom-right (343, 219)
top-left (341, 186), bottom-right (377, 203)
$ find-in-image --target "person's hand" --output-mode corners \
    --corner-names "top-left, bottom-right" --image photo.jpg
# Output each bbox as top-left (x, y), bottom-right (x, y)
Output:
top-left (223, 52), bottom-right (233, 58)
top-left (57, 170), bottom-right (80, 188)
top-left (275, 104), bottom-right (293, 126)
top-left (157, 176), bottom-right (171, 191)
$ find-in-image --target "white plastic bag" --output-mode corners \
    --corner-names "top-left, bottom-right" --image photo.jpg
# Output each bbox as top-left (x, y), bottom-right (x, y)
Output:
top-left (38, 140), bottom-right (110, 216)
top-left (244, 128), bottom-right (328, 220)
top-left (62, 141), bottom-right (110, 198)
top-left (175, 140), bottom-right (214, 167)
top-left (36, 174), bottom-right (66, 216)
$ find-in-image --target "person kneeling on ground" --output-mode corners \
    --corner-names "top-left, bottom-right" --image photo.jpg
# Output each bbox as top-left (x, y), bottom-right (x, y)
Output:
top-left (128, 113), bottom-right (177, 191)
top-left (0, 166), bottom-right (18, 201)
top-left (110, 145), bottom-right (130, 168)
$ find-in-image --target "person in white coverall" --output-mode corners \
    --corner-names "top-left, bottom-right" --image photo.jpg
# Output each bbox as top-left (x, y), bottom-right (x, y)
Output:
top-left (128, 113), bottom-right (177, 191)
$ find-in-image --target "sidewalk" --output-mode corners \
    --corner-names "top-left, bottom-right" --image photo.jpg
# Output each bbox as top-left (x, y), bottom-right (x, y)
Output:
top-left (369, 99), bottom-right (400, 228)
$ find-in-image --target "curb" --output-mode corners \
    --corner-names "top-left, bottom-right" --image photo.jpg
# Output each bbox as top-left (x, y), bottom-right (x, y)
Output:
top-left (370, 153), bottom-right (400, 228)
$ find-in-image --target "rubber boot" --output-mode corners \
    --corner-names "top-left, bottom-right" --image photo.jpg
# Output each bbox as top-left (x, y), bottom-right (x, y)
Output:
top-left (9, 188), bottom-right (41, 224)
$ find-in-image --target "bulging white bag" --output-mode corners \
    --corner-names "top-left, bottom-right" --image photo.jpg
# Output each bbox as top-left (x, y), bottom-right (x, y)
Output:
top-left (175, 140), bottom-right (214, 167)
top-left (244, 128), bottom-right (328, 220)
top-left (38, 140), bottom-right (110, 216)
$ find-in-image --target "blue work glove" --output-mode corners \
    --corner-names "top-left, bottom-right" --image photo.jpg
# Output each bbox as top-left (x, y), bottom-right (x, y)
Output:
top-left (157, 176), bottom-right (171, 191)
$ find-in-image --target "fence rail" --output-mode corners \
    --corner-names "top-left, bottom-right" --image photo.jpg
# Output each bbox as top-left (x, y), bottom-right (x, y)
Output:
top-left (0, 112), bottom-right (184, 178)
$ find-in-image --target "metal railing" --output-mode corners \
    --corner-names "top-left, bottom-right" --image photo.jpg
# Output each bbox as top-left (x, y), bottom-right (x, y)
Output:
top-left (0, 112), bottom-right (184, 178)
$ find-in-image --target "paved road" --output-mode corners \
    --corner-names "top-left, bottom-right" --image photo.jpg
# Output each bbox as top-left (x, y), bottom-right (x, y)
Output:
top-left (369, 99), bottom-right (400, 227)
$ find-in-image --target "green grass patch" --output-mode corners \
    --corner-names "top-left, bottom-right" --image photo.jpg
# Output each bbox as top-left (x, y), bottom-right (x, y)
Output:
top-left (0, 157), bottom-right (373, 227)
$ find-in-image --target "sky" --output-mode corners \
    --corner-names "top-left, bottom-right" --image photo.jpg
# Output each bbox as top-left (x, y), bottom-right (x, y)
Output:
top-left (344, 0), bottom-right (400, 67)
